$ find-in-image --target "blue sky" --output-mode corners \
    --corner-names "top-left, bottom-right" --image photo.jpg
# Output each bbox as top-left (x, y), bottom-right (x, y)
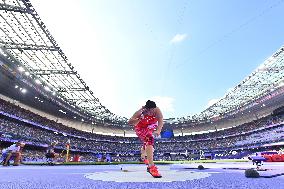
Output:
top-left (30, 0), bottom-right (284, 118)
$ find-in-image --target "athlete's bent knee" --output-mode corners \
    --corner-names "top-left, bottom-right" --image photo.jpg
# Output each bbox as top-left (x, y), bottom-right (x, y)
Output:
top-left (145, 134), bottom-right (154, 146)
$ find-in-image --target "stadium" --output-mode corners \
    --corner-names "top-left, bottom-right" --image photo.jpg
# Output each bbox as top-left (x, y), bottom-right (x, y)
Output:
top-left (0, 0), bottom-right (284, 188)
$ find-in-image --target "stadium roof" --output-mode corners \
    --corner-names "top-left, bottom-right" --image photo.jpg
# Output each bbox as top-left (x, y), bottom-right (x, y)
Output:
top-left (0, 0), bottom-right (127, 125)
top-left (170, 45), bottom-right (284, 124)
top-left (198, 45), bottom-right (284, 119)
top-left (0, 0), bottom-right (284, 126)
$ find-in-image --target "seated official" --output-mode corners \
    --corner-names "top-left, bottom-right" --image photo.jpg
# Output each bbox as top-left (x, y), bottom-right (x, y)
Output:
top-left (45, 142), bottom-right (59, 161)
top-left (2, 142), bottom-right (25, 166)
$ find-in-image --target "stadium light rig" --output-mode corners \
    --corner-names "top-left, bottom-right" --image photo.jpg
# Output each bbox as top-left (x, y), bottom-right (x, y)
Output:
top-left (0, 0), bottom-right (128, 126)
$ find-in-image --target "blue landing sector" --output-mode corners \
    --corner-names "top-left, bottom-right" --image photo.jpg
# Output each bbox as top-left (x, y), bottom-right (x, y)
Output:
top-left (0, 163), bottom-right (284, 189)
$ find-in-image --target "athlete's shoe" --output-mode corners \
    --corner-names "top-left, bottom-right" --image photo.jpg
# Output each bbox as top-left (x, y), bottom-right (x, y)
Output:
top-left (148, 165), bottom-right (162, 178)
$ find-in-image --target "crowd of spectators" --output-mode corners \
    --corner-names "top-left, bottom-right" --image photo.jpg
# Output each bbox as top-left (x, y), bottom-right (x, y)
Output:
top-left (19, 149), bottom-right (140, 163)
top-left (173, 116), bottom-right (281, 142)
top-left (1, 98), bottom-right (284, 162)
top-left (0, 118), bottom-right (140, 153)
top-left (0, 99), bottom-right (134, 142)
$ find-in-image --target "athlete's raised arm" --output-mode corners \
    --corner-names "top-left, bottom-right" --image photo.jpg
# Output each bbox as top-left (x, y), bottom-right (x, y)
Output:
top-left (128, 107), bottom-right (144, 126)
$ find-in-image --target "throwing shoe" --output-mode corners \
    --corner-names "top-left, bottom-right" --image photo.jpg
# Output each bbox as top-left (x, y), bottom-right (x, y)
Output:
top-left (148, 165), bottom-right (162, 178)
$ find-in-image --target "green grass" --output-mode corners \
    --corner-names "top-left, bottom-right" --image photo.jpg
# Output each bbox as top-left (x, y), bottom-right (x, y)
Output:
top-left (23, 159), bottom-right (248, 166)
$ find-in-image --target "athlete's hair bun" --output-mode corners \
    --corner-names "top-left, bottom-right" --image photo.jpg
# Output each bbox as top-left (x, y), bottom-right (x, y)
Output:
top-left (145, 100), bottom-right (156, 109)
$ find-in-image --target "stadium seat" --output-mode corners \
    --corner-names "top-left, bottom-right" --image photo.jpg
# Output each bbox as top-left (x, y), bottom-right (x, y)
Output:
top-left (271, 155), bottom-right (282, 162)
top-left (44, 153), bottom-right (55, 165)
top-left (279, 154), bottom-right (284, 162)
top-left (262, 155), bottom-right (273, 162)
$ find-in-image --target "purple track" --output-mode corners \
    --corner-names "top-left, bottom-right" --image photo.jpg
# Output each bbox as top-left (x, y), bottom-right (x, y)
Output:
top-left (0, 163), bottom-right (284, 189)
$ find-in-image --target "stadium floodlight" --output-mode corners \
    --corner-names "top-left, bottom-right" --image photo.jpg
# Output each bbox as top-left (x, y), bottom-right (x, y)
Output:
top-left (21, 88), bottom-right (27, 94)
top-left (15, 85), bottom-right (19, 89)
top-left (18, 67), bottom-right (25, 72)
top-left (279, 81), bottom-right (284, 87)
top-left (52, 92), bottom-right (56, 96)
top-left (24, 72), bottom-right (30, 76)
top-left (44, 86), bottom-right (50, 91)
top-left (35, 79), bottom-right (41, 85)
top-left (59, 109), bottom-right (67, 114)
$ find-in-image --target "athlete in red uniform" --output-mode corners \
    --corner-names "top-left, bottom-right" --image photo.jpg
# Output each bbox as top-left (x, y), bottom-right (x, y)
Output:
top-left (128, 100), bottom-right (163, 178)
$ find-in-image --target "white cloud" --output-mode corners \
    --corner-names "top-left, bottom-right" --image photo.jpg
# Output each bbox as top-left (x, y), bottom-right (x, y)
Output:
top-left (206, 98), bottom-right (219, 108)
top-left (139, 96), bottom-right (175, 113)
top-left (170, 33), bottom-right (187, 44)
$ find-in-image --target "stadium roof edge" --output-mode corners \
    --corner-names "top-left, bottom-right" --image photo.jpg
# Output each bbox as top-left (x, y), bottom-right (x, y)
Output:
top-left (0, 0), bottom-right (128, 125)
top-left (1, 0), bottom-right (284, 126)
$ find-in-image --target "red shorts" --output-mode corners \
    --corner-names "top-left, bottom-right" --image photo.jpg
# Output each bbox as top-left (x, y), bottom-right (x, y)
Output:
top-left (135, 123), bottom-right (157, 148)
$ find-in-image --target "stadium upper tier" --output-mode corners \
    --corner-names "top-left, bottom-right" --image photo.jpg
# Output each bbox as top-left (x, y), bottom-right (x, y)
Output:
top-left (170, 45), bottom-right (284, 124)
top-left (0, 0), bottom-right (284, 126)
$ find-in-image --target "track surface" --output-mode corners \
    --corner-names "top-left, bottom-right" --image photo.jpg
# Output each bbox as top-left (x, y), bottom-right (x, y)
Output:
top-left (0, 162), bottom-right (284, 189)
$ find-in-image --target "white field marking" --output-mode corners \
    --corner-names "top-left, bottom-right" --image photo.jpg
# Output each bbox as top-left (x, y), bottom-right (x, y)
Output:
top-left (84, 165), bottom-right (212, 183)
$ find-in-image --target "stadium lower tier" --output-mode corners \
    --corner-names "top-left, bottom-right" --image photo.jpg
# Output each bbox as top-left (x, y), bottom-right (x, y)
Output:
top-left (1, 112), bottom-right (284, 154)
top-left (1, 142), bottom-right (283, 163)
top-left (1, 97), bottom-right (284, 157)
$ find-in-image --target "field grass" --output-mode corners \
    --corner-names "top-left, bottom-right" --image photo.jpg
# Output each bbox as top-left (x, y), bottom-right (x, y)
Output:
top-left (23, 159), bottom-right (248, 166)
